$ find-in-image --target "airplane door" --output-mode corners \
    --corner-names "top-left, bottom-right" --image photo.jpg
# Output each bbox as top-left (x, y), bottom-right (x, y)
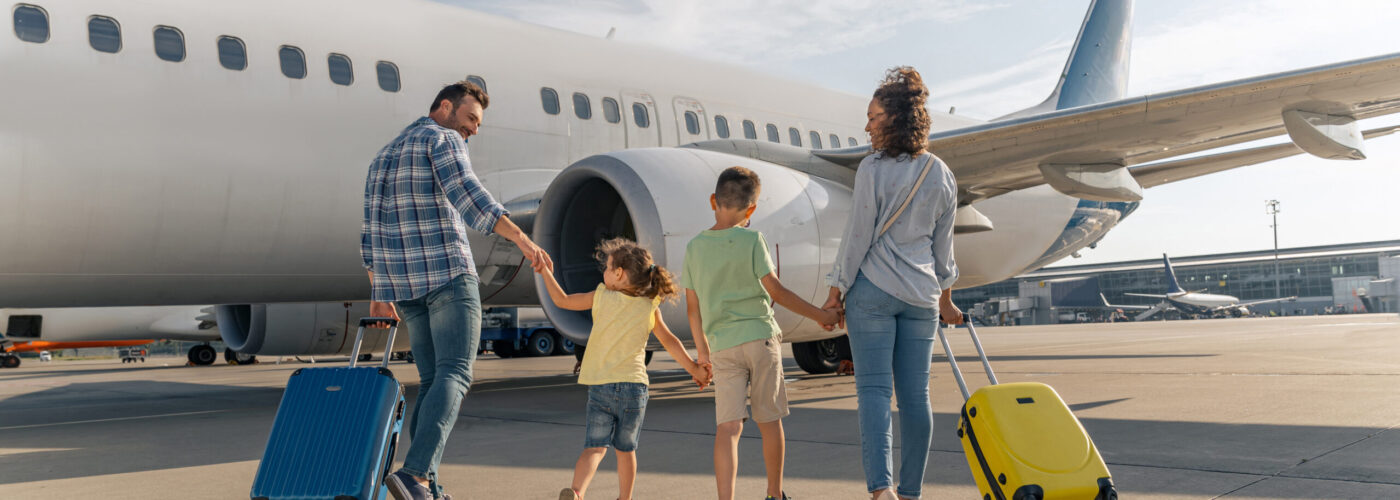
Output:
top-left (673, 97), bottom-right (709, 144)
top-left (622, 90), bottom-right (661, 148)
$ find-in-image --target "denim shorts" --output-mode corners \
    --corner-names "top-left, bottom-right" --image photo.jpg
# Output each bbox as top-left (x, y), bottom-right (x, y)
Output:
top-left (584, 382), bottom-right (648, 451)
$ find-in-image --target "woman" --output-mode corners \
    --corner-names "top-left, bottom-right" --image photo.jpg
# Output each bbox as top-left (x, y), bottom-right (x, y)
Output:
top-left (825, 67), bottom-right (963, 500)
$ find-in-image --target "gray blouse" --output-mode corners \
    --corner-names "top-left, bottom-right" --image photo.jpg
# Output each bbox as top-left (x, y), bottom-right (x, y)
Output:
top-left (827, 151), bottom-right (960, 309)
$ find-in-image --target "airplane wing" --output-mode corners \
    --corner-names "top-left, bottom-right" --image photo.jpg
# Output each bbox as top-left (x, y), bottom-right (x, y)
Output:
top-left (1228, 296), bottom-right (1299, 309)
top-left (925, 52), bottom-right (1400, 202)
top-left (1131, 125), bottom-right (1400, 188)
top-left (1101, 293), bottom-right (1151, 310)
top-left (1124, 292), bottom-right (1168, 299)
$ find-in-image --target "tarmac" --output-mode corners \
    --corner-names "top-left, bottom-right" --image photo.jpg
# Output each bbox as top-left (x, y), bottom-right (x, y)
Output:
top-left (2, 314), bottom-right (1399, 499)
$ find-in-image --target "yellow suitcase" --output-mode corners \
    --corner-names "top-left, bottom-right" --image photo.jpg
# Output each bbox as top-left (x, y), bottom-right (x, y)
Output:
top-left (938, 318), bottom-right (1116, 500)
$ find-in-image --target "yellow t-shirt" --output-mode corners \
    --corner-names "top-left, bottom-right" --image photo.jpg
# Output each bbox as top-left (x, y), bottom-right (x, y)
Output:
top-left (577, 284), bottom-right (661, 386)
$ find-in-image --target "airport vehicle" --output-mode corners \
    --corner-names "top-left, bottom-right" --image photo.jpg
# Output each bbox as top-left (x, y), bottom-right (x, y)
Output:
top-left (250, 318), bottom-right (405, 500)
top-left (3, 0), bottom-right (1400, 374)
top-left (119, 348), bottom-right (147, 363)
top-left (939, 317), bottom-right (1115, 500)
top-left (38, 350), bottom-right (50, 362)
top-left (1111, 254), bottom-right (1298, 320)
top-left (483, 307), bottom-right (575, 358)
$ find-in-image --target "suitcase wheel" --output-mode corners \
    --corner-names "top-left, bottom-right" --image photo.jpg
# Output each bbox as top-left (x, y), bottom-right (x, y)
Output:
top-left (1095, 478), bottom-right (1118, 500)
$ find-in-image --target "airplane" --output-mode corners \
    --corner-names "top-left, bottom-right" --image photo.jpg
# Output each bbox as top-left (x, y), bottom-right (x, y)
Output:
top-left (0, 306), bottom-right (225, 366)
top-left (1, 337), bottom-right (153, 368)
top-left (1107, 254), bottom-right (1298, 320)
top-left (2, 0), bottom-right (1399, 375)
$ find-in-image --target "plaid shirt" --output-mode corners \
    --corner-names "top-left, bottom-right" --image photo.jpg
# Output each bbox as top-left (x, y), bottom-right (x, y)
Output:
top-left (361, 117), bottom-right (507, 302)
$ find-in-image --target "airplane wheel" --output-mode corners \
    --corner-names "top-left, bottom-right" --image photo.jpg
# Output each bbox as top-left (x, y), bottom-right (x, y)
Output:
top-left (224, 348), bottom-right (257, 365)
top-left (495, 341), bottom-right (517, 359)
top-left (189, 345), bottom-right (217, 366)
top-left (554, 336), bottom-right (576, 356)
top-left (359, 353), bottom-right (373, 362)
top-left (644, 350), bottom-right (654, 366)
top-left (2, 355), bottom-right (20, 368)
top-left (792, 337), bottom-right (847, 374)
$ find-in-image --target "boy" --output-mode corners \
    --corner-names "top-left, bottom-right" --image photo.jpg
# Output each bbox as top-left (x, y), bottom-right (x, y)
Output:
top-left (683, 166), bottom-right (840, 500)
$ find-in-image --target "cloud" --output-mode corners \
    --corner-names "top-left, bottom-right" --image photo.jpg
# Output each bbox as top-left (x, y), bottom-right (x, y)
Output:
top-left (436, 0), bottom-right (1003, 65)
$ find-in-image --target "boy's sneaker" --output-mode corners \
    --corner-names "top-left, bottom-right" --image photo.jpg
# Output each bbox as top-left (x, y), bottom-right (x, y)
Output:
top-left (559, 487), bottom-right (581, 500)
top-left (385, 470), bottom-right (433, 500)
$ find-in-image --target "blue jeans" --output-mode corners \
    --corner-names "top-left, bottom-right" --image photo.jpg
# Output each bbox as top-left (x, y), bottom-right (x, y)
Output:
top-left (394, 273), bottom-right (481, 496)
top-left (584, 382), bottom-right (649, 451)
top-left (846, 275), bottom-right (937, 498)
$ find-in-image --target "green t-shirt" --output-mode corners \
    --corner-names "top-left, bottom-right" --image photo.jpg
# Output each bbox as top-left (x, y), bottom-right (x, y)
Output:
top-left (681, 227), bottom-right (782, 353)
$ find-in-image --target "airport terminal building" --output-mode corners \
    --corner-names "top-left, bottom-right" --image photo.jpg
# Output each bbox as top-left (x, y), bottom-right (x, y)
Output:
top-left (954, 240), bottom-right (1400, 325)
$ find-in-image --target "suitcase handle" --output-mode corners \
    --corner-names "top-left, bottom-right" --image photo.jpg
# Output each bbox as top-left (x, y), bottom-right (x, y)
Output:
top-left (938, 313), bottom-right (998, 401)
top-left (349, 317), bottom-right (400, 369)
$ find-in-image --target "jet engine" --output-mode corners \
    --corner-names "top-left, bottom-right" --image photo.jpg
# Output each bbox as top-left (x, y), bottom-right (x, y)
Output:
top-left (533, 148), bottom-right (852, 347)
top-left (213, 302), bottom-right (408, 356)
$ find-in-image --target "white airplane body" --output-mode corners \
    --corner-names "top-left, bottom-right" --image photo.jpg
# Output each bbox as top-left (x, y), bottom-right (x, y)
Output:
top-left (2, 0), bottom-right (1398, 371)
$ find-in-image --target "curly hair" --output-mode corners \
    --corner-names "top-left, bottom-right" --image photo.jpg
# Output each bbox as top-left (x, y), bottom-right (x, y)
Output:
top-left (872, 66), bottom-right (931, 157)
top-left (595, 238), bottom-right (679, 301)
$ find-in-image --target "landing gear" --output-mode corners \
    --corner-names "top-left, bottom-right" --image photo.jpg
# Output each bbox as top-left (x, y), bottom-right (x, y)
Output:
top-left (792, 336), bottom-right (851, 374)
top-left (554, 336), bottom-right (576, 356)
top-left (494, 340), bottom-right (517, 359)
top-left (224, 347), bottom-right (257, 365)
top-left (187, 344), bottom-right (217, 366)
top-left (358, 353), bottom-right (374, 363)
top-left (391, 351), bottom-right (414, 364)
top-left (1, 354), bottom-right (20, 368)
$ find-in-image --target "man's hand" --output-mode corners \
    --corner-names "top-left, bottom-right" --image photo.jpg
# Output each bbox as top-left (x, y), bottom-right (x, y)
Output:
top-left (368, 301), bottom-right (399, 328)
top-left (517, 237), bottom-right (552, 273)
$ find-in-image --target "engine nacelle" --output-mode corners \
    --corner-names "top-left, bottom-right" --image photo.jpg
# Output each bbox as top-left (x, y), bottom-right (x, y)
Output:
top-left (534, 148), bottom-right (851, 346)
top-left (214, 302), bottom-right (408, 356)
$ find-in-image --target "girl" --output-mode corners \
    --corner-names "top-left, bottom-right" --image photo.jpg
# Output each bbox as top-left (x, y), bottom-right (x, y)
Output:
top-left (538, 238), bottom-right (712, 500)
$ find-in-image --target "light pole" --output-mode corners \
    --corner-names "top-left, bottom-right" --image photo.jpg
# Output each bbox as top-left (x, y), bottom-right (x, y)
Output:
top-left (1265, 200), bottom-right (1281, 306)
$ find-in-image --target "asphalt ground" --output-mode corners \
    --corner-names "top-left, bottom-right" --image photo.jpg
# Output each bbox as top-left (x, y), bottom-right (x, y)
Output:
top-left (2, 314), bottom-right (1398, 499)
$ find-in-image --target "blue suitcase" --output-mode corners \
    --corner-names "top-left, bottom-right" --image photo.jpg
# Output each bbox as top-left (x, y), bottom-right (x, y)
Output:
top-left (251, 317), bottom-right (406, 500)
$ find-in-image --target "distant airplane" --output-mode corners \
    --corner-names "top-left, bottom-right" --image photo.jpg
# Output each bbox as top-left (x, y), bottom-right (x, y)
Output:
top-left (1108, 254), bottom-right (1297, 320)
top-left (1, 338), bottom-right (155, 368)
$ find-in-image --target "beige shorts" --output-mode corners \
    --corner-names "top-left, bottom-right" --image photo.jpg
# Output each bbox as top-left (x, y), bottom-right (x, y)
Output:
top-left (712, 337), bottom-right (789, 424)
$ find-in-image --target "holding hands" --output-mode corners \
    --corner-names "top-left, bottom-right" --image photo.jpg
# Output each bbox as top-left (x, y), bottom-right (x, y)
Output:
top-left (822, 287), bottom-right (846, 331)
top-left (687, 358), bottom-right (714, 390)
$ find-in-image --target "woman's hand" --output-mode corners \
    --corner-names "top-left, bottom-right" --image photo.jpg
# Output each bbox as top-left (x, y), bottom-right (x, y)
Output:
top-left (939, 289), bottom-right (963, 325)
top-left (823, 287), bottom-right (846, 330)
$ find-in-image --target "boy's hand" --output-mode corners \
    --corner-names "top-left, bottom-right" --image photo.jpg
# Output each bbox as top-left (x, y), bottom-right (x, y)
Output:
top-left (687, 364), bottom-right (711, 390)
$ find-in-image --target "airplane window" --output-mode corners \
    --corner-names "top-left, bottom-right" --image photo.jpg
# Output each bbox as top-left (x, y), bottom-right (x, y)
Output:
top-left (573, 93), bottom-right (591, 120)
top-left (376, 61), bottom-right (400, 92)
top-left (279, 46), bottom-right (306, 79)
top-left (788, 127), bottom-right (802, 146)
top-left (684, 111), bottom-right (700, 135)
top-left (88, 16), bottom-right (121, 53)
top-left (602, 97), bottom-right (621, 123)
top-left (848, 137), bottom-right (857, 147)
top-left (766, 124), bottom-right (779, 143)
top-left (830, 134), bottom-right (840, 148)
top-left (715, 116), bottom-right (730, 139)
top-left (12, 4), bottom-right (47, 43)
top-left (217, 36), bottom-right (246, 70)
top-left (632, 103), bottom-right (650, 128)
top-left (810, 131), bottom-right (822, 149)
top-left (467, 75), bottom-right (487, 93)
top-left (540, 88), bottom-right (560, 115)
top-left (328, 53), bottom-right (353, 86)
top-left (743, 120), bottom-right (757, 140)
top-left (153, 26), bottom-right (185, 62)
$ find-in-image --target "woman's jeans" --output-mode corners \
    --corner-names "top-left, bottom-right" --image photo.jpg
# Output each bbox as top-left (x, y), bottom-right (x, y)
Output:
top-left (846, 275), bottom-right (937, 498)
top-left (394, 273), bottom-right (481, 496)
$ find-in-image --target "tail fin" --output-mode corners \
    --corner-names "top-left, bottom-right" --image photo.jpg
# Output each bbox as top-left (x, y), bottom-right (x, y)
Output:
top-left (995, 0), bottom-right (1134, 120)
top-left (1162, 253), bottom-right (1185, 294)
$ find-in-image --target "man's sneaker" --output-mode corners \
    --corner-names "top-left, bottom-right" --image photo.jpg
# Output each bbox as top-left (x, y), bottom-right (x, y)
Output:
top-left (385, 470), bottom-right (433, 500)
top-left (559, 487), bottom-right (581, 500)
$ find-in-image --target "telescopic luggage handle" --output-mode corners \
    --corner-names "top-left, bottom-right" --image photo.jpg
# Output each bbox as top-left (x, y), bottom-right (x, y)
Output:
top-left (349, 317), bottom-right (400, 368)
top-left (937, 313), bottom-right (999, 401)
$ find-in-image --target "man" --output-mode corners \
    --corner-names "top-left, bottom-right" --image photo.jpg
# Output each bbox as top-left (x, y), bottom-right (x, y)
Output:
top-left (361, 81), bottom-right (550, 500)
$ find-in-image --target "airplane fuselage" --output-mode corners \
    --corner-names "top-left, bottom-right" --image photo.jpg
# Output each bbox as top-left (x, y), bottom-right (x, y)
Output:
top-left (0, 0), bottom-right (1132, 345)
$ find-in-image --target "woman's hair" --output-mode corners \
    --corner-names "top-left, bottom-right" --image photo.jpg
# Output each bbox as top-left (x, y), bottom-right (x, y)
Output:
top-left (871, 66), bottom-right (931, 157)
top-left (595, 238), bottom-right (679, 301)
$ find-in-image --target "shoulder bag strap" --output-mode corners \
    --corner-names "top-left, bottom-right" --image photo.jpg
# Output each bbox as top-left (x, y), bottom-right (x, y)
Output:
top-left (878, 154), bottom-right (935, 237)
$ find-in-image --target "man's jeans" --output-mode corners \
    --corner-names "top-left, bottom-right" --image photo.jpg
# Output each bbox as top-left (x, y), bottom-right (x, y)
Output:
top-left (394, 273), bottom-right (481, 496)
top-left (845, 274), bottom-right (937, 499)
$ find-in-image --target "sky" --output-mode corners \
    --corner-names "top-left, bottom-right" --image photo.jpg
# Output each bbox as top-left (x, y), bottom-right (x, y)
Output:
top-left (438, 0), bottom-right (1400, 267)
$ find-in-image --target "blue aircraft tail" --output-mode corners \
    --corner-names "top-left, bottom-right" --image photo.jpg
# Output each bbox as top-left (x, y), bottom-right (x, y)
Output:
top-left (1162, 253), bottom-right (1185, 294)
top-left (995, 0), bottom-right (1134, 120)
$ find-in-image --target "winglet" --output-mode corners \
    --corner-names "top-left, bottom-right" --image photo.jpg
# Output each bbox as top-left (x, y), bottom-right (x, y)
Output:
top-left (1163, 253), bottom-right (1185, 294)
